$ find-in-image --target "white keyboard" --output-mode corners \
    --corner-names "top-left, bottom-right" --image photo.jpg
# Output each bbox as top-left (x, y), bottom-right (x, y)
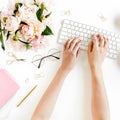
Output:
top-left (58, 19), bottom-right (120, 59)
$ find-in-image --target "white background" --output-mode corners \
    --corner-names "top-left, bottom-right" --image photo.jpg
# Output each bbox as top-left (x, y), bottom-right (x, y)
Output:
top-left (0, 0), bottom-right (120, 120)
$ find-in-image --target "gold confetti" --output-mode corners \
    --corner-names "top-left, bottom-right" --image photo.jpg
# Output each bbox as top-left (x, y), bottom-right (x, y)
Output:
top-left (97, 12), bottom-right (107, 22)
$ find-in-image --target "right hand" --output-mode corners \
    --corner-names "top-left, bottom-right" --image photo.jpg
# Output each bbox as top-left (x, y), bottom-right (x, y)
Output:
top-left (88, 34), bottom-right (109, 70)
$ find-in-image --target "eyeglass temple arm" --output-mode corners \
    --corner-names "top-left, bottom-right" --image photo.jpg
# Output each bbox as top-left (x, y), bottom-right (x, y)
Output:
top-left (38, 55), bottom-right (60, 68)
top-left (32, 51), bottom-right (61, 63)
top-left (38, 59), bottom-right (43, 68)
top-left (50, 55), bottom-right (60, 59)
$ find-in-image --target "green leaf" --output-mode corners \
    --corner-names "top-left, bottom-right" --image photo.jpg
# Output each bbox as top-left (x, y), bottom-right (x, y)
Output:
top-left (13, 9), bottom-right (18, 16)
top-left (45, 12), bottom-right (52, 18)
top-left (0, 29), bottom-right (5, 32)
top-left (42, 26), bottom-right (53, 35)
top-left (0, 33), bottom-right (5, 50)
top-left (18, 3), bottom-right (23, 7)
top-left (3, 17), bottom-right (7, 23)
top-left (15, 3), bottom-right (23, 9)
top-left (6, 31), bottom-right (10, 40)
top-left (34, 0), bottom-right (39, 7)
top-left (34, 2), bottom-right (39, 7)
top-left (0, 19), bottom-right (5, 50)
top-left (41, 3), bottom-right (46, 10)
top-left (36, 8), bottom-right (43, 22)
top-left (26, 44), bottom-right (32, 50)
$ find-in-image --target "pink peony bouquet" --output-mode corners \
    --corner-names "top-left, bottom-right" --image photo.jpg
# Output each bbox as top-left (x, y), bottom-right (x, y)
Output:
top-left (0, 0), bottom-right (53, 50)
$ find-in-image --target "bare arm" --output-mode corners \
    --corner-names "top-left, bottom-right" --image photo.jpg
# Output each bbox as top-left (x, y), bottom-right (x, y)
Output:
top-left (88, 34), bottom-right (110, 120)
top-left (31, 37), bottom-right (81, 120)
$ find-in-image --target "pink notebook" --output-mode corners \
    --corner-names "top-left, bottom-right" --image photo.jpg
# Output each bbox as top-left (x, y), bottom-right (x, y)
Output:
top-left (0, 69), bottom-right (19, 108)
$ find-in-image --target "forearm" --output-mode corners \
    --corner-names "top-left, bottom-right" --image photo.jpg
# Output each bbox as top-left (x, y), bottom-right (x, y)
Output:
top-left (91, 67), bottom-right (110, 120)
top-left (31, 67), bottom-right (69, 120)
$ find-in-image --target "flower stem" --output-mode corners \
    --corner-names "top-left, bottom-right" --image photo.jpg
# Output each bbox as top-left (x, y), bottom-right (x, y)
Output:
top-left (0, 12), bottom-right (5, 50)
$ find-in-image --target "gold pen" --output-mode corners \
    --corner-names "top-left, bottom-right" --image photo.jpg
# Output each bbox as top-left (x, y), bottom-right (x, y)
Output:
top-left (17, 85), bottom-right (37, 107)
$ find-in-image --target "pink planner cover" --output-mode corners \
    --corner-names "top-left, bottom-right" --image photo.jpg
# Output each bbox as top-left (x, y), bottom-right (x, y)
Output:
top-left (0, 69), bottom-right (19, 108)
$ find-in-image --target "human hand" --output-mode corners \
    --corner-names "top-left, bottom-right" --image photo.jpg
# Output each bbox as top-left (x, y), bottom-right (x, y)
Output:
top-left (60, 37), bottom-right (81, 73)
top-left (88, 34), bottom-right (109, 71)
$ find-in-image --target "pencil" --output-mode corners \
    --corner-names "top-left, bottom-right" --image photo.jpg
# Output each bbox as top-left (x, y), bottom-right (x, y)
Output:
top-left (17, 85), bottom-right (37, 107)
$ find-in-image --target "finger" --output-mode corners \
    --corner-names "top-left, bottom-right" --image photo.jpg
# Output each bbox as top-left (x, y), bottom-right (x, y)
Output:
top-left (97, 34), bottom-right (104, 48)
top-left (64, 39), bottom-right (69, 50)
top-left (73, 40), bottom-right (82, 54)
top-left (70, 37), bottom-right (81, 51)
top-left (66, 38), bottom-right (75, 49)
top-left (76, 48), bottom-right (81, 58)
top-left (92, 35), bottom-right (98, 51)
top-left (88, 40), bottom-right (93, 53)
top-left (104, 38), bottom-right (109, 49)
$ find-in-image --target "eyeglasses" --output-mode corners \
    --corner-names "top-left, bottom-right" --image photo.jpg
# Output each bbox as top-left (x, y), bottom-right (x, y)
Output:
top-left (32, 49), bottom-right (61, 69)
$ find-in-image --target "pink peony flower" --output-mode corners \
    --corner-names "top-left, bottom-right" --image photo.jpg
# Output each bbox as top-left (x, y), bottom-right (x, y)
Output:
top-left (35, 22), bottom-right (45, 35)
top-left (5, 16), bottom-right (20, 32)
top-left (20, 24), bottom-right (34, 40)
top-left (30, 36), bottom-right (44, 47)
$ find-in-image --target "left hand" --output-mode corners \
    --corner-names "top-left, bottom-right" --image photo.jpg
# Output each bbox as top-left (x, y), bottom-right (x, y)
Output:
top-left (60, 37), bottom-right (82, 73)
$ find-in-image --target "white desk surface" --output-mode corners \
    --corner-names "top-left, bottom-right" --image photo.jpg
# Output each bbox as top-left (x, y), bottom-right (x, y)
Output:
top-left (0, 0), bottom-right (120, 120)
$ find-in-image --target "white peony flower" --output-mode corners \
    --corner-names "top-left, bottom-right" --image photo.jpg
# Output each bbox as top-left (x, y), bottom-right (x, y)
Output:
top-left (5, 16), bottom-right (20, 32)
top-left (18, 5), bottom-right (37, 21)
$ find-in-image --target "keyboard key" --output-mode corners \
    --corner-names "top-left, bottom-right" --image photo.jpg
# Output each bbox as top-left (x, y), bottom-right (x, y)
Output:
top-left (86, 26), bottom-right (90, 29)
top-left (112, 37), bottom-right (115, 41)
top-left (90, 26), bottom-right (94, 30)
top-left (71, 26), bottom-right (75, 29)
top-left (74, 22), bottom-right (78, 26)
top-left (79, 24), bottom-right (82, 27)
top-left (75, 27), bottom-right (79, 31)
top-left (87, 30), bottom-right (91, 34)
top-left (76, 31), bottom-right (79, 36)
top-left (83, 29), bottom-right (87, 33)
top-left (82, 24), bottom-right (85, 28)
top-left (70, 21), bottom-right (74, 25)
top-left (72, 31), bottom-right (75, 34)
top-left (79, 28), bottom-right (83, 32)
top-left (67, 25), bottom-right (71, 29)
top-left (116, 39), bottom-right (120, 42)
top-left (80, 33), bottom-right (83, 36)
top-left (94, 28), bottom-right (98, 32)
top-left (84, 33), bottom-right (88, 38)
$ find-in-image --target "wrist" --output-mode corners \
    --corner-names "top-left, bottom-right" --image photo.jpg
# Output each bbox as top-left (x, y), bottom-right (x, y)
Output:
top-left (90, 66), bottom-right (103, 83)
top-left (90, 65), bottom-right (102, 76)
top-left (90, 63), bottom-right (102, 71)
top-left (59, 65), bottom-right (71, 75)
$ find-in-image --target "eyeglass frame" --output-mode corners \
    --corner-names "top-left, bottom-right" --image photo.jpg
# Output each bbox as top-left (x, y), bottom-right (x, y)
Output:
top-left (31, 51), bottom-right (61, 68)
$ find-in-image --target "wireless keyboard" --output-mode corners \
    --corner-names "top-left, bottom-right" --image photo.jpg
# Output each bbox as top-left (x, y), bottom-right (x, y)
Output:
top-left (58, 19), bottom-right (120, 59)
